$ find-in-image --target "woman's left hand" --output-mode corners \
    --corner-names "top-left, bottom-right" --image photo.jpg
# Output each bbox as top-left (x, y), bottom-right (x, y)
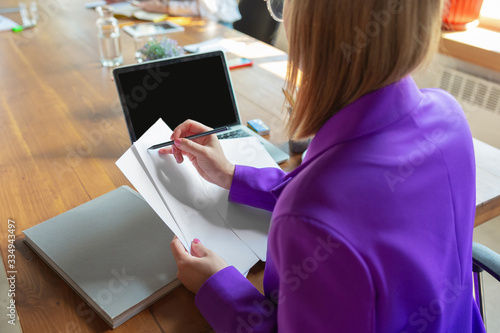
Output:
top-left (170, 236), bottom-right (228, 294)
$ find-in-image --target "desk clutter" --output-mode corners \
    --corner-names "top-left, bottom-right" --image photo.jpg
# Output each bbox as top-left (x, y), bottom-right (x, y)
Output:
top-left (23, 120), bottom-right (279, 328)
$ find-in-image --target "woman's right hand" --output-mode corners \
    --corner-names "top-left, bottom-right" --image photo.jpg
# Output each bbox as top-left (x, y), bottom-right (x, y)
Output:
top-left (159, 120), bottom-right (235, 190)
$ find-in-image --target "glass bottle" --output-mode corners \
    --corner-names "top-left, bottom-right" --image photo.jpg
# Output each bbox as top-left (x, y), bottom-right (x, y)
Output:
top-left (95, 6), bottom-right (123, 67)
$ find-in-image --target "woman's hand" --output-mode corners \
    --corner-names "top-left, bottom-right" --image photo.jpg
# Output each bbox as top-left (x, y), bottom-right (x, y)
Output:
top-left (159, 120), bottom-right (235, 190)
top-left (170, 236), bottom-right (228, 294)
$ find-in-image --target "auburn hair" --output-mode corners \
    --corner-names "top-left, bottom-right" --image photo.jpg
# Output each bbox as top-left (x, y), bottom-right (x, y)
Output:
top-left (284, 0), bottom-right (444, 139)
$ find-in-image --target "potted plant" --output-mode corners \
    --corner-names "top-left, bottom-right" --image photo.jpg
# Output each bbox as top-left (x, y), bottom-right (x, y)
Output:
top-left (443, 0), bottom-right (484, 31)
top-left (135, 37), bottom-right (185, 62)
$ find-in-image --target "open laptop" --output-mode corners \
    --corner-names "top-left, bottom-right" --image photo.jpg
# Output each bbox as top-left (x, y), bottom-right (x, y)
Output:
top-left (112, 51), bottom-right (289, 164)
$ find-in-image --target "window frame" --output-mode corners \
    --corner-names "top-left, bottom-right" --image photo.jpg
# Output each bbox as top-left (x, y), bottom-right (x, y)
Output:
top-left (479, 0), bottom-right (500, 32)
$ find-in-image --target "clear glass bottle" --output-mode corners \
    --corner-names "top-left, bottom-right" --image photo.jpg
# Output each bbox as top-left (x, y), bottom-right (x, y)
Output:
top-left (95, 6), bottom-right (123, 67)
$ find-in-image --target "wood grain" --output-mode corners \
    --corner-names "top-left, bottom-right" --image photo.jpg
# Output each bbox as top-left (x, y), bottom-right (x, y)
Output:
top-left (0, 0), bottom-right (294, 332)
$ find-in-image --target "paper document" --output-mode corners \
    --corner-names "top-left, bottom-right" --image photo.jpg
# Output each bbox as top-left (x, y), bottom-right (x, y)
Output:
top-left (116, 119), bottom-right (279, 273)
top-left (0, 15), bottom-right (18, 32)
top-left (183, 37), bottom-right (247, 53)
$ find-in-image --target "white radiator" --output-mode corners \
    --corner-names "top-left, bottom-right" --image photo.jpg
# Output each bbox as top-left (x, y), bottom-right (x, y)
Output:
top-left (438, 67), bottom-right (500, 115)
top-left (413, 59), bottom-right (500, 148)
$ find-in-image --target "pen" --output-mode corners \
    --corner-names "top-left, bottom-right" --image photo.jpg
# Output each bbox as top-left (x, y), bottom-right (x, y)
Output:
top-left (148, 126), bottom-right (229, 150)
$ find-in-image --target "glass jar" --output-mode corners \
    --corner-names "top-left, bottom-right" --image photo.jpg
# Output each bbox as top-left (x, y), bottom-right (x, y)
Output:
top-left (95, 6), bottom-right (123, 67)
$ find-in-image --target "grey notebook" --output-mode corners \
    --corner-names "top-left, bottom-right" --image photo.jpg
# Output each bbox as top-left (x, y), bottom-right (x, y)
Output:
top-left (23, 186), bottom-right (180, 329)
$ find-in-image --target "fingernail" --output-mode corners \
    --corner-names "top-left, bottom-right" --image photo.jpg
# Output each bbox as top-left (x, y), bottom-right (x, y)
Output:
top-left (174, 138), bottom-right (182, 147)
top-left (193, 238), bottom-right (201, 244)
top-left (175, 154), bottom-right (181, 163)
top-left (158, 148), bottom-right (166, 155)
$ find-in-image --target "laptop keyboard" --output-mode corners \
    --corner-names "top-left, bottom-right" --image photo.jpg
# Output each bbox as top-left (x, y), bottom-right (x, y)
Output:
top-left (217, 129), bottom-right (251, 140)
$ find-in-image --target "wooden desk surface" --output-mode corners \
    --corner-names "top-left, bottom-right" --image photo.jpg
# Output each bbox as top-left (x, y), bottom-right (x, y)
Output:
top-left (0, 1), bottom-right (499, 332)
top-left (473, 139), bottom-right (500, 227)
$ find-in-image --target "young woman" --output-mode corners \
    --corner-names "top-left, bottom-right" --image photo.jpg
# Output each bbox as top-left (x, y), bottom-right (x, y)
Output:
top-left (163, 0), bottom-right (486, 331)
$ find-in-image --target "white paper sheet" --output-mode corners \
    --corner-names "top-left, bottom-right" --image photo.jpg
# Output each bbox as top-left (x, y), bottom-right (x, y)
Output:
top-left (0, 15), bottom-right (18, 32)
top-left (117, 119), bottom-right (280, 274)
top-left (202, 137), bottom-right (279, 260)
top-left (116, 143), bottom-right (183, 241)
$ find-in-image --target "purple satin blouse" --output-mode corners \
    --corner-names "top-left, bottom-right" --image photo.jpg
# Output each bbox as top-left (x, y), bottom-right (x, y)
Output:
top-left (194, 77), bottom-right (485, 332)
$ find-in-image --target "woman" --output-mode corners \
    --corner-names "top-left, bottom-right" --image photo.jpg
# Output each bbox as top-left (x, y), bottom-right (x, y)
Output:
top-left (163, 0), bottom-right (485, 331)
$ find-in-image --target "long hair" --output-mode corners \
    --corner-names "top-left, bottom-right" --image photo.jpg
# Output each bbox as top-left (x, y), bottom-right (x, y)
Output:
top-left (284, 0), bottom-right (444, 139)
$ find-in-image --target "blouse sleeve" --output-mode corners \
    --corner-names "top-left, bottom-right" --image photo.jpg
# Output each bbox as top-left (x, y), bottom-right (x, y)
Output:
top-left (195, 266), bottom-right (278, 332)
top-left (195, 215), bottom-right (376, 332)
top-left (228, 165), bottom-right (287, 211)
top-left (268, 215), bottom-right (376, 332)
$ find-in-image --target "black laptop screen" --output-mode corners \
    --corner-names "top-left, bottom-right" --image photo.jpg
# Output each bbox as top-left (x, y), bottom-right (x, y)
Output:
top-left (113, 51), bottom-right (240, 141)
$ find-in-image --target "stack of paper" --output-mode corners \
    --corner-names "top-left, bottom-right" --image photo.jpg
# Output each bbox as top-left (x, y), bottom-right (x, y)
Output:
top-left (116, 119), bottom-right (279, 274)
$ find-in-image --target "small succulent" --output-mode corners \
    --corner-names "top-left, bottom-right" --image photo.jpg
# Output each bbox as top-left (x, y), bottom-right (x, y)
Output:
top-left (137, 38), bottom-right (185, 62)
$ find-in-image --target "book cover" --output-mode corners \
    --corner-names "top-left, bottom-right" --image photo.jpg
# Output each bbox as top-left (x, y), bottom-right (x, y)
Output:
top-left (23, 186), bottom-right (180, 328)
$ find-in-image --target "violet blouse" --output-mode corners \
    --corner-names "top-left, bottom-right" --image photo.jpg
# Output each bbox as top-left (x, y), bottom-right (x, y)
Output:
top-left (194, 77), bottom-right (486, 332)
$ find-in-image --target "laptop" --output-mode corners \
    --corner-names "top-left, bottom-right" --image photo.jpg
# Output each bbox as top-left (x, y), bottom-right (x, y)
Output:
top-left (112, 51), bottom-right (289, 164)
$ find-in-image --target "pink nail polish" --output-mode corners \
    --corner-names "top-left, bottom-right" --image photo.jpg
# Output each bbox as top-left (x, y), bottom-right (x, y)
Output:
top-left (193, 238), bottom-right (201, 244)
top-left (174, 138), bottom-right (182, 147)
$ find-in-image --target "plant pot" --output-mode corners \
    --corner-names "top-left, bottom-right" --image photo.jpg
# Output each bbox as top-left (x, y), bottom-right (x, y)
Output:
top-left (135, 37), bottom-right (185, 63)
top-left (443, 0), bottom-right (484, 31)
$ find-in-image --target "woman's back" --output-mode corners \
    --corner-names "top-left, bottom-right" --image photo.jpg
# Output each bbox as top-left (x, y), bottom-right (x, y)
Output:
top-left (268, 77), bottom-right (482, 332)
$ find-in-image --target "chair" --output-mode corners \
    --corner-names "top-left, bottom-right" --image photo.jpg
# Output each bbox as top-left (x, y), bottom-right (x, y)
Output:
top-left (472, 242), bottom-right (500, 331)
top-left (233, 0), bottom-right (280, 45)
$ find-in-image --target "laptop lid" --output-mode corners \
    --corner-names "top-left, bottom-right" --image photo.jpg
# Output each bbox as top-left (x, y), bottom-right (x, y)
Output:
top-left (113, 51), bottom-right (241, 142)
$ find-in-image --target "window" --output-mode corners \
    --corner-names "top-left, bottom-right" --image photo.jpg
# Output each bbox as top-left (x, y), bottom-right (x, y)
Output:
top-left (480, 0), bottom-right (500, 32)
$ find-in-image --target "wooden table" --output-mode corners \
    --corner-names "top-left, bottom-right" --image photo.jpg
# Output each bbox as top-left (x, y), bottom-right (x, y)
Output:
top-left (474, 139), bottom-right (500, 227)
top-left (0, 1), bottom-right (499, 332)
top-left (0, 1), bottom-right (297, 332)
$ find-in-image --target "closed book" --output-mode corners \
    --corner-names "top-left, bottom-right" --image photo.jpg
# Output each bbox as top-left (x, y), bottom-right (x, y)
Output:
top-left (23, 186), bottom-right (180, 329)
